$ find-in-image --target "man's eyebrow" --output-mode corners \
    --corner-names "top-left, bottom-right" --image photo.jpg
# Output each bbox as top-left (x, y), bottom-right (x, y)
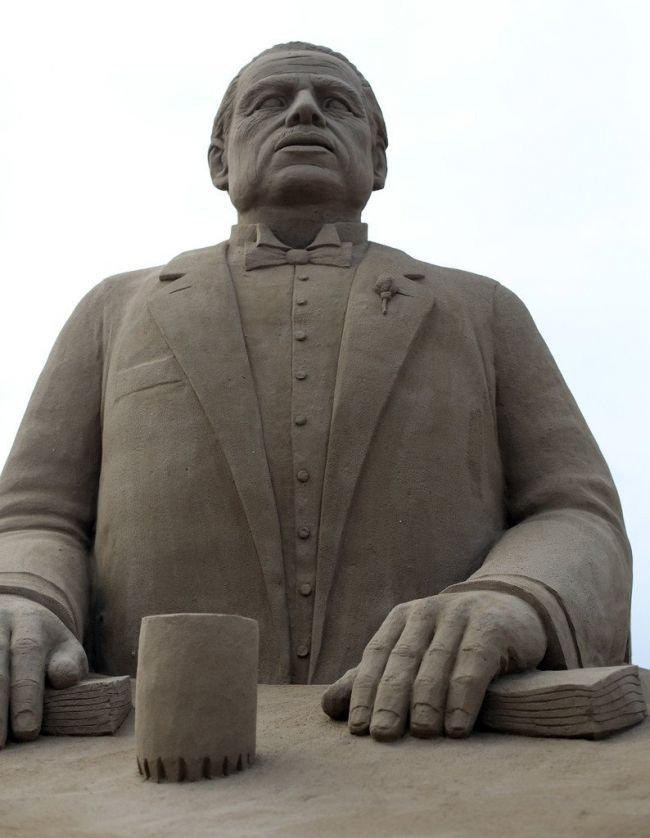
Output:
top-left (237, 77), bottom-right (295, 112)
top-left (311, 76), bottom-right (365, 112)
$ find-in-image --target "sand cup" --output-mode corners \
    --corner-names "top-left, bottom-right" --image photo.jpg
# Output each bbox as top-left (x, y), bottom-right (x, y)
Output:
top-left (135, 613), bottom-right (258, 782)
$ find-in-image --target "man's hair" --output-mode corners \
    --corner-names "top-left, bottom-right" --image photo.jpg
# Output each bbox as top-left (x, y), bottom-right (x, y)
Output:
top-left (208, 42), bottom-right (388, 156)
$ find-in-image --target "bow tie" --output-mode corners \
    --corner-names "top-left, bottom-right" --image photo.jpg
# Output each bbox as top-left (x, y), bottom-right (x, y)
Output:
top-left (244, 224), bottom-right (353, 270)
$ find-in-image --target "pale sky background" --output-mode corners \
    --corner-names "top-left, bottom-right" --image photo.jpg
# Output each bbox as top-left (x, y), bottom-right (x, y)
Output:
top-left (2, 1), bottom-right (649, 661)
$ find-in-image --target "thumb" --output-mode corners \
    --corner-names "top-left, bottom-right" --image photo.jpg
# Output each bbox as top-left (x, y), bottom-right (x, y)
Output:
top-left (321, 666), bottom-right (358, 720)
top-left (47, 638), bottom-right (88, 689)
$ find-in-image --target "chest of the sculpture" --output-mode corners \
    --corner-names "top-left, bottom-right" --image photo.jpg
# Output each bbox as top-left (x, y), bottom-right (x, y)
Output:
top-left (92, 252), bottom-right (505, 681)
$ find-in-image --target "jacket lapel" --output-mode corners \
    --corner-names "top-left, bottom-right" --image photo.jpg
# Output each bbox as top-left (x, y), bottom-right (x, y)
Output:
top-left (148, 244), bottom-right (290, 674)
top-left (309, 244), bottom-right (436, 680)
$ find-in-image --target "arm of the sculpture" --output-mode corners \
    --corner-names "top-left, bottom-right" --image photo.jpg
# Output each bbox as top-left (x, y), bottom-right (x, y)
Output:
top-left (322, 282), bottom-right (632, 741)
top-left (0, 284), bottom-right (106, 633)
top-left (443, 283), bottom-right (632, 669)
top-left (0, 285), bottom-right (105, 741)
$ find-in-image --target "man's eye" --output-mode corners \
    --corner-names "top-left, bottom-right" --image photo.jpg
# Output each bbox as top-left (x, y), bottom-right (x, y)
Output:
top-left (323, 97), bottom-right (352, 113)
top-left (256, 96), bottom-right (286, 110)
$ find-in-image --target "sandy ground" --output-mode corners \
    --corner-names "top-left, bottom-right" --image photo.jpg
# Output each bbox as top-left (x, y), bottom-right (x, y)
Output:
top-left (0, 676), bottom-right (649, 837)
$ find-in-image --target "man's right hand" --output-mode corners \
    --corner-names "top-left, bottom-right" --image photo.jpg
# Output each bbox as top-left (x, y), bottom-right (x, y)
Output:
top-left (0, 594), bottom-right (87, 747)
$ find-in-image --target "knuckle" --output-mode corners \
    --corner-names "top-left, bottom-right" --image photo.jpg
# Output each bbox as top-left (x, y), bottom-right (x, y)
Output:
top-left (353, 673), bottom-right (380, 691)
top-left (11, 677), bottom-right (41, 690)
top-left (408, 613), bottom-right (434, 633)
top-left (380, 671), bottom-right (410, 689)
top-left (459, 643), bottom-right (490, 659)
top-left (461, 643), bottom-right (499, 671)
top-left (451, 672), bottom-right (479, 690)
top-left (390, 603), bottom-right (410, 620)
top-left (10, 636), bottom-right (43, 655)
top-left (407, 599), bottom-right (430, 620)
top-left (391, 643), bottom-right (418, 661)
top-left (424, 643), bottom-right (451, 660)
top-left (413, 674), bottom-right (439, 691)
top-left (364, 640), bottom-right (389, 655)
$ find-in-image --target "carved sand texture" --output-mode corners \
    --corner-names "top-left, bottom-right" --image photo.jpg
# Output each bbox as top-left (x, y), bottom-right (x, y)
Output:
top-left (136, 750), bottom-right (254, 783)
top-left (480, 665), bottom-right (646, 739)
top-left (42, 675), bottom-right (131, 735)
top-left (135, 613), bottom-right (258, 782)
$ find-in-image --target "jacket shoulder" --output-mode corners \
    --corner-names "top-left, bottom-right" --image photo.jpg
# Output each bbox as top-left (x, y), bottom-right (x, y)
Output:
top-left (72, 242), bottom-right (226, 316)
top-left (73, 264), bottom-right (162, 314)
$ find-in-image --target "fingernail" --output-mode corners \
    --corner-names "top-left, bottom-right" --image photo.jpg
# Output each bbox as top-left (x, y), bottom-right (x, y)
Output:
top-left (349, 707), bottom-right (369, 731)
top-left (446, 709), bottom-right (470, 737)
top-left (370, 709), bottom-right (401, 741)
top-left (411, 704), bottom-right (438, 732)
top-left (14, 710), bottom-right (38, 736)
top-left (14, 710), bottom-right (36, 731)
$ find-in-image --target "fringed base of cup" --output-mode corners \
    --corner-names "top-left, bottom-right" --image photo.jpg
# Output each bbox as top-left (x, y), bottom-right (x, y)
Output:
top-left (137, 749), bottom-right (255, 782)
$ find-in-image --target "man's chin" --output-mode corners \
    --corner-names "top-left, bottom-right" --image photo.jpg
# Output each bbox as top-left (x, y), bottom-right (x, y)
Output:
top-left (264, 167), bottom-right (349, 204)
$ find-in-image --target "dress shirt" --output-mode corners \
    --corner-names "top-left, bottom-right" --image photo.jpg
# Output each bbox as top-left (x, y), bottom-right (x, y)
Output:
top-left (228, 222), bottom-right (368, 682)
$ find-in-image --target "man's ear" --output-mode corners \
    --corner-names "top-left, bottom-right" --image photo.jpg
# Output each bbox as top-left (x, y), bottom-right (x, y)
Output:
top-left (372, 144), bottom-right (387, 191)
top-left (208, 138), bottom-right (229, 191)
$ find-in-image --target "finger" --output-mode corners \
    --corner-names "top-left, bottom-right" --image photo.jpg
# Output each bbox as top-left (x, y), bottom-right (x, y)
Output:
top-left (47, 638), bottom-right (88, 689)
top-left (369, 601), bottom-right (437, 741)
top-left (444, 624), bottom-right (501, 738)
top-left (0, 622), bottom-right (10, 748)
top-left (10, 620), bottom-right (47, 742)
top-left (410, 614), bottom-right (466, 738)
top-left (321, 666), bottom-right (358, 721)
top-left (348, 604), bottom-right (410, 735)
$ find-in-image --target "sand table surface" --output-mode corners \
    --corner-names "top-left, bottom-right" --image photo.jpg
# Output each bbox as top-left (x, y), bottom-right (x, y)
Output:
top-left (1, 674), bottom-right (649, 837)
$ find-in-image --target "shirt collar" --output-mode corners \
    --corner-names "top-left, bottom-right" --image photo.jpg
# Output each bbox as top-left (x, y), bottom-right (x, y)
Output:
top-left (229, 221), bottom-right (368, 247)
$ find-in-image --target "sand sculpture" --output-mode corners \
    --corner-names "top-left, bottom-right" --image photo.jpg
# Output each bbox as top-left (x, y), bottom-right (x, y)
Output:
top-left (42, 675), bottom-right (131, 736)
top-left (479, 664), bottom-right (646, 739)
top-left (135, 614), bottom-right (258, 782)
top-left (0, 42), bottom-right (633, 748)
top-left (42, 664), bottom-right (646, 747)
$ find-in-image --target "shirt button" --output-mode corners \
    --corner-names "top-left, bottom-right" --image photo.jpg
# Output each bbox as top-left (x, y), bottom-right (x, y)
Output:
top-left (297, 525), bottom-right (311, 539)
top-left (297, 274), bottom-right (309, 281)
top-left (295, 371), bottom-right (307, 380)
top-left (296, 298), bottom-right (308, 306)
top-left (294, 415), bottom-right (307, 426)
top-left (299, 583), bottom-right (313, 597)
top-left (296, 469), bottom-right (310, 483)
top-left (294, 330), bottom-right (307, 341)
top-left (296, 644), bottom-right (310, 658)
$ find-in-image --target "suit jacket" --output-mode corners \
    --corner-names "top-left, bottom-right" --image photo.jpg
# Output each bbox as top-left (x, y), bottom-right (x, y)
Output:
top-left (0, 241), bottom-right (632, 681)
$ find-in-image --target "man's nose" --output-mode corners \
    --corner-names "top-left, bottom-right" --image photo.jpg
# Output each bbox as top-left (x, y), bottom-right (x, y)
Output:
top-left (285, 90), bottom-right (326, 128)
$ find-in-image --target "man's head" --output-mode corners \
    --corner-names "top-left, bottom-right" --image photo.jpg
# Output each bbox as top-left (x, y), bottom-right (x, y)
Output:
top-left (208, 43), bottom-right (388, 220)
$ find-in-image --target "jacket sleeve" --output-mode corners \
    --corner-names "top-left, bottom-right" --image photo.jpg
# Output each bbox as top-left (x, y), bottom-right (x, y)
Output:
top-left (0, 284), bottom-right (107, 639)
top-left (445, 282), bottom-right (632, 669)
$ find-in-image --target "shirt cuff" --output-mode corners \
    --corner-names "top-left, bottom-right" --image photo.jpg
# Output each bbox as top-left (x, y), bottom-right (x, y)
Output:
top-left (0, 571), bottom-right (80, 637)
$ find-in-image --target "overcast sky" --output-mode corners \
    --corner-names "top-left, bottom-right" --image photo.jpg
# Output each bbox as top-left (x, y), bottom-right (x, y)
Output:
top-left (2, 1), bottom-right (649, 662)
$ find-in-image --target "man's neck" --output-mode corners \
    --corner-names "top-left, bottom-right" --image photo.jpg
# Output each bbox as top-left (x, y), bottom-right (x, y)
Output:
top-left (236, 206), bottom-right (363, 249)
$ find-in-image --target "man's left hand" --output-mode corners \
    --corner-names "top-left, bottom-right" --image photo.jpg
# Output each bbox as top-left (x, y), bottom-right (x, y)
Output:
top-left (321, 591), bottom-right (547, 740)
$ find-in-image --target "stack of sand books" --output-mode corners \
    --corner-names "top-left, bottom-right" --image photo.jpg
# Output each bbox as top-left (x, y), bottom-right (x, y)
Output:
top-left (42, 675), bottom-right (132, 736)
top-left (480, 664), bottom-right (646, 739)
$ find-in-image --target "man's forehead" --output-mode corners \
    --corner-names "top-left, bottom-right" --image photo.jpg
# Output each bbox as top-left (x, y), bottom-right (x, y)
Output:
top-left (238, 50), bottom-right (363, 94)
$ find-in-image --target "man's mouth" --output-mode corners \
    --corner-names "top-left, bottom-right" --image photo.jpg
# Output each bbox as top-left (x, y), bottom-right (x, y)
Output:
top-left (275, 133), bottom-right (335, 153)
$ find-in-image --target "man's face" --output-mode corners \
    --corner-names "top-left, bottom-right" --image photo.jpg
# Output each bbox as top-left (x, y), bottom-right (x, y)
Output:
top-left (217, 50), bottom-right (384, 216)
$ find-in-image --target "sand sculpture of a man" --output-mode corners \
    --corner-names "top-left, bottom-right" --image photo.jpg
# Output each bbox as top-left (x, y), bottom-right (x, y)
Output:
top-left (0, 42), bottom-right (631, 746)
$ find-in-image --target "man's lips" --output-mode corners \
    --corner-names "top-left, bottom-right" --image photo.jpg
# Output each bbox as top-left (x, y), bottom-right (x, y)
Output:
top-left (275, 134), bottom-right (335, 153)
